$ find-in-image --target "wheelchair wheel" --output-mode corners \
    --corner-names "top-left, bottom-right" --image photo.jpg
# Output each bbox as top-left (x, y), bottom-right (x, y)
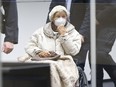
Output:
top-left (78, 66), bottom-right (89, 87)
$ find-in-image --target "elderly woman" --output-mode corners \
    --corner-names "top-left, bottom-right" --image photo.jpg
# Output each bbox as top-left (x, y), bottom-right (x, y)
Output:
top-left (25, 5), bottom-right (82, 58)
top-left (18, 5), bottom-right (82, 87)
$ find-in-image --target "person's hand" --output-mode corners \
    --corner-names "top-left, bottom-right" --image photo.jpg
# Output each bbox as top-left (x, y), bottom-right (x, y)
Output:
top-left (80, 35), bottom-right (84, 43)
top-left (96, 19), bottom-right (99, 25)
top-left (38, 51), bottom-right (51, 58)
top-left (57, 25), bottom-right (67, 36)
top-left (2, 42), bottom-right (14, 54)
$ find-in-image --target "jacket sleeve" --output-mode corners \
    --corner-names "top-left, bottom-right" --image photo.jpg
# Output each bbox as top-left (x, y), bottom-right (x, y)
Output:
top-left (79, 4), bottom-right (90, 42)
top-left (59, 29), bottom-right (82, 56)
top-left (96, 4), bottom-right (116, 26)
top-left (2, 0), bottom-right (18, 44)
top-left (25, 31), bottom-right (42, 57)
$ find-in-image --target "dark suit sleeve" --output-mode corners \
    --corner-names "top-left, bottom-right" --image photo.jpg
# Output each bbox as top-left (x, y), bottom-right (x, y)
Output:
top-left (2, 0), bottom-right (18, 44)
top-left (96, 4), bottom-right (116, 27)
top-left (79, 4), bottom-right (90, 42)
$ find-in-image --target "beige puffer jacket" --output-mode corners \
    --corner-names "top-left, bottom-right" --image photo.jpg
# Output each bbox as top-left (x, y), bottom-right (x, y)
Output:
top-left (25, 22), bottom-right (82, 57)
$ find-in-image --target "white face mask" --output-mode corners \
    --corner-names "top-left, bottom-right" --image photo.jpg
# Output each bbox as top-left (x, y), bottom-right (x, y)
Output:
top-left (54, 17), bottom-right (66, 26)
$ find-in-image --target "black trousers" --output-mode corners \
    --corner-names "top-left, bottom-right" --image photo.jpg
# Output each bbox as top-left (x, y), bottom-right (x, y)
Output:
top-left (96, 27), bottom-right (116, 87)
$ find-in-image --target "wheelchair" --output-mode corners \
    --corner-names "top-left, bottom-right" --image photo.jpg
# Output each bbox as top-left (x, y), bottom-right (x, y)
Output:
top-left (77, 66), bottom-right (89, 87)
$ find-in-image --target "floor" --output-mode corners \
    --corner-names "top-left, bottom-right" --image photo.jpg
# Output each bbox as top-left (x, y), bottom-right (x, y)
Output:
top-left (88, 80), bottom-right (115, 87)
top-left (103, 81), bottom-right (114, 87)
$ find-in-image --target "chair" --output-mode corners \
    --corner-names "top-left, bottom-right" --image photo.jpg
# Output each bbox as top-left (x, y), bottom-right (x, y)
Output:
top-left (78, 66), bottom-right (89, 87)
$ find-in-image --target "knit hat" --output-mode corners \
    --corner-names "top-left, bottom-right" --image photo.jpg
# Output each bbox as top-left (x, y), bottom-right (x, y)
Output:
top-left (49, 5), bottom-right (70, 21)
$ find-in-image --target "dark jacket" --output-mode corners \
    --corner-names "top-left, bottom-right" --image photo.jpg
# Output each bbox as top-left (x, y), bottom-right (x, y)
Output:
top-left (0, 0), bottom-right (18, 44)
top-left (96, 3), bottom-right (116, 28)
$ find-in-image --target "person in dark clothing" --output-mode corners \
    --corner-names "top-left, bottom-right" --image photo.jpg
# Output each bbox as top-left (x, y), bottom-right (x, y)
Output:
top-left (88, 1), bottom-right (116, 87)
top-left (0, 0), bottom-right (18, 54)
top-left (47, 0), bottom-right (90, 70)
top-left (74, 5), bottom-right (90, 70)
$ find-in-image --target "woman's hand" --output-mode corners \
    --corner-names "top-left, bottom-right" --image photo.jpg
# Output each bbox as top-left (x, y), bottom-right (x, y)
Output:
top-left (38, 51), bottom-right (51, 58)
top-left (57, 25), bottom-right (67, 36)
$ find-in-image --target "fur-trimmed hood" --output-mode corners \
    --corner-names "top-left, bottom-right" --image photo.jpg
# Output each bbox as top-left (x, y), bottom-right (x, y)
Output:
top-left (43, 22), bottom-right (75, 38)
